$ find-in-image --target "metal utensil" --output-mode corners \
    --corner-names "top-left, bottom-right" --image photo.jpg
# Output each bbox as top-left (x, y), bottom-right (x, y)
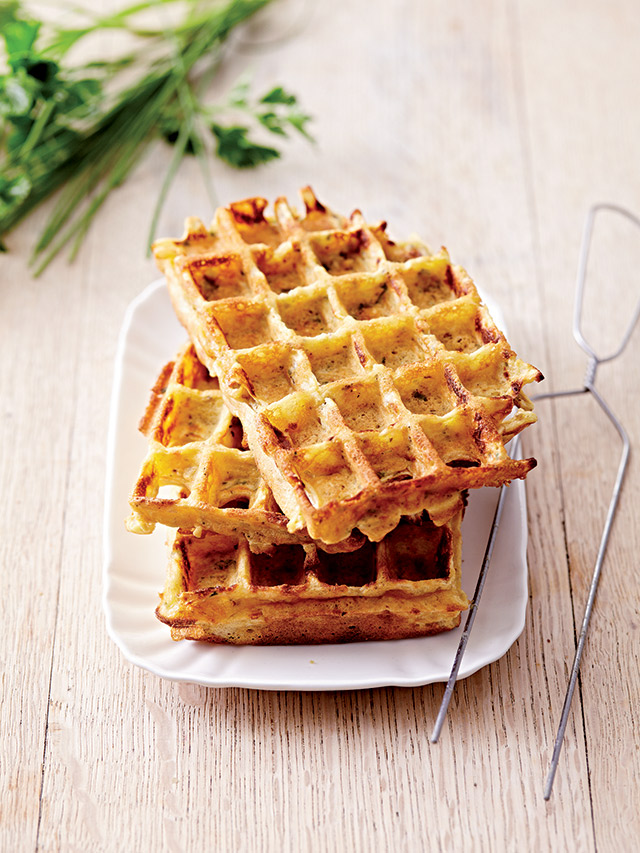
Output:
top-left (431, 203), bottom-right (640, 801)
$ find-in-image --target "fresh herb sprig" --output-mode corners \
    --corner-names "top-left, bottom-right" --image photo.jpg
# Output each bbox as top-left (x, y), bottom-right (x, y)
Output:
top-left (0, 0), bottom-right (313, 273)
top-left (210, 77), bottom-right (313, 167)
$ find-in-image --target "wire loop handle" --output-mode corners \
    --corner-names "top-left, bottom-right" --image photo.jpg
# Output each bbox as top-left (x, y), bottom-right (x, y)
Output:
top-left (573, 203), bottom-right (640, 364)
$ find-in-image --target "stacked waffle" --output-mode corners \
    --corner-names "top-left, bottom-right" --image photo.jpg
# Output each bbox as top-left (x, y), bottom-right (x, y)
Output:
top-left (127, 188), bottom-right (541, 645)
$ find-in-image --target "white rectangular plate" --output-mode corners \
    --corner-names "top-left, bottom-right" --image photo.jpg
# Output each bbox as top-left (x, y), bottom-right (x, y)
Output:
top-left (103, 281), bottom-right (529, 691)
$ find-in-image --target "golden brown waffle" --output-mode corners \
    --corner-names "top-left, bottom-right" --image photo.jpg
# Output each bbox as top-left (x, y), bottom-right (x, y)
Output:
top-left (127, 343), bottom-right (365, 553)
top-left (156, 511), bottom-right (469, 644)
top-left (154, 188), bottom-right (542, 544)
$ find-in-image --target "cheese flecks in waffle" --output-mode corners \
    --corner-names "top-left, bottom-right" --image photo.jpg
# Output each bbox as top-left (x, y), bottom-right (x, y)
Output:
top-left (156, 511), bottom-right (469, 644)
top-left (153, 188), bottom-right (542, 544)
top-left (127, 343), bottom-right (365, 554)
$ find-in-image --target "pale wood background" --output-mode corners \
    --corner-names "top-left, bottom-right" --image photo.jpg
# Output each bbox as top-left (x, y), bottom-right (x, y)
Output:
top-left (2, 1), bottom-right (640, 850)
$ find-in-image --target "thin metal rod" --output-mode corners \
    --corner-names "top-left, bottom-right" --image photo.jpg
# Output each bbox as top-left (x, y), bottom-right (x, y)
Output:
top-left (430, 479), bottom-right (510, 743)
top-left (543, 383), bottom-right (631, 799)
top-left (532, 387), bottom-right (588, 404)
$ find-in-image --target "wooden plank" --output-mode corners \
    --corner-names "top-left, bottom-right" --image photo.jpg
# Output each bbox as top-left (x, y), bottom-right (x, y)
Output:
top-left (33, 157), bottom-right (164, 852)
top-left (0, 212), bottom-right (92, 851)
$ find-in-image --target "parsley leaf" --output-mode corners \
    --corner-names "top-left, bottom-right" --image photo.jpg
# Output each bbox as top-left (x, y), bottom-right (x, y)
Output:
top-left (205, 78), bottom-right (313, 167)
top-left (257, 110), bottom-right (287, 136)
top-left (260, 85), bottom-right (297, 106)
top-left (211, 123), bottom-right (280, 168)
top-left (2, 18), bottom-right (40, 63)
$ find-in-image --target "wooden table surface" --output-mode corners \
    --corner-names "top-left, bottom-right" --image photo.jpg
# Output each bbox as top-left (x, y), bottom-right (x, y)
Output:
top-left (2, 1), bottom-right (640, 850)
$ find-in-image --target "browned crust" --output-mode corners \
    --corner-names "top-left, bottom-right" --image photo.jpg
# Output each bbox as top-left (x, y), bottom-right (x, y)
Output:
top-left (158, 606), bottom-right (463, 645)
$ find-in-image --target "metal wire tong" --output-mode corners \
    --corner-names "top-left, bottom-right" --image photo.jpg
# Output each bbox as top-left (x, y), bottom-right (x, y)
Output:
top-left (431, 203), bottom-right (640, 801)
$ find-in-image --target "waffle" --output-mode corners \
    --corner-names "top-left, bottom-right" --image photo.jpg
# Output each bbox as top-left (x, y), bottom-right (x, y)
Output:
top-left (126, 342), bottom-right (366, 554)
top-left (156, 511), bottom-right (469, 644)
top-left (153, 188), bottom-right (542, 544)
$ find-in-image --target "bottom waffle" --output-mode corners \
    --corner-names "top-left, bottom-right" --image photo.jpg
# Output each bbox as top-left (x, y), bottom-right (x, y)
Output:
top-left (156, 510), bottom-right (469, 645)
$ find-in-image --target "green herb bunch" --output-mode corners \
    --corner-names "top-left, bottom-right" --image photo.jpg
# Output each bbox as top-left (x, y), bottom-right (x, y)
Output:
top-left (0, 0), bottom-right (312, 272)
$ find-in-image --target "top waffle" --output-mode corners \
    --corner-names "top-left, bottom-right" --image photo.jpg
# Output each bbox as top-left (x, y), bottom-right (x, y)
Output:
top-left (154, 188), bottom-right (542, 544)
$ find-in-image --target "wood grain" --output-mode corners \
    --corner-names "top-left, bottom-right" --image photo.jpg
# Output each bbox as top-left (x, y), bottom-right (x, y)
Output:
top-left (1, 1), bottom-right (639, 850)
